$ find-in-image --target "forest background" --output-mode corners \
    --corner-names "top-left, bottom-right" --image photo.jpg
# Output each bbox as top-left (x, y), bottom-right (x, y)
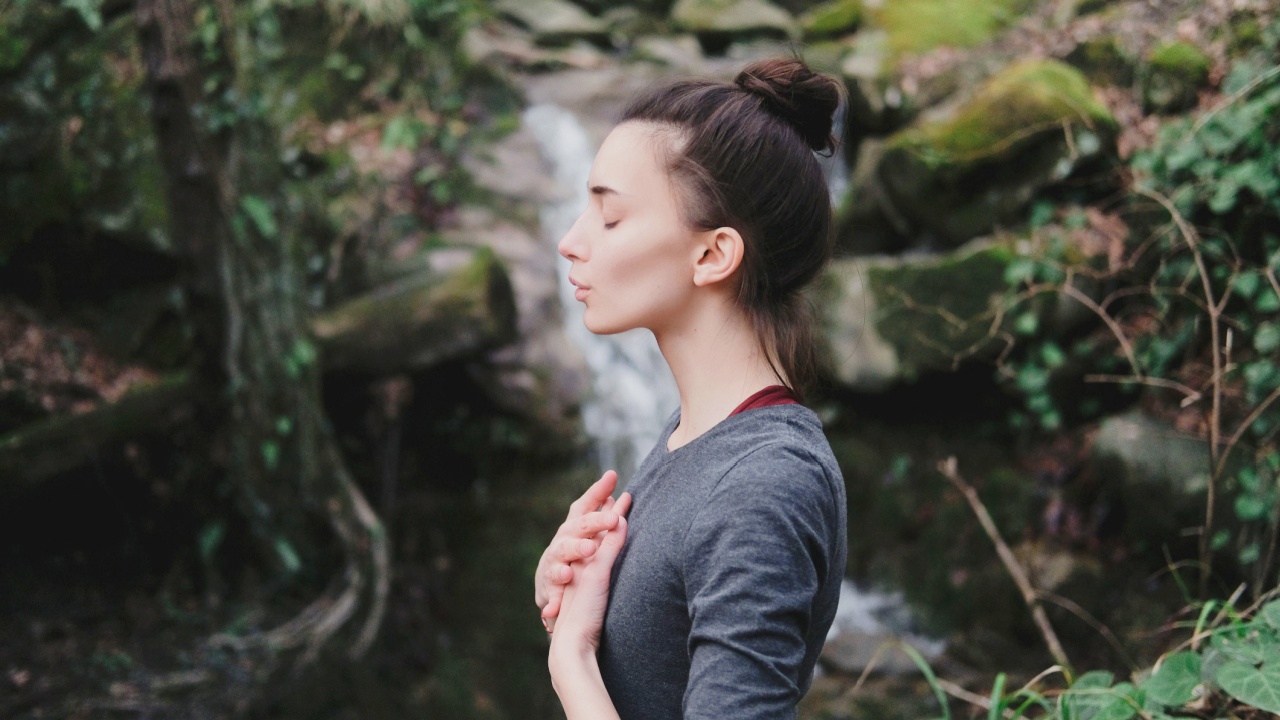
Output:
top-left (1, 0), bottom-right (1279, 718)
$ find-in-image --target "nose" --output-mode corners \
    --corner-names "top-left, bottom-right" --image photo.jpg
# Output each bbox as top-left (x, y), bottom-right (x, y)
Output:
top-left (557, 210), bottom-right (588, 262)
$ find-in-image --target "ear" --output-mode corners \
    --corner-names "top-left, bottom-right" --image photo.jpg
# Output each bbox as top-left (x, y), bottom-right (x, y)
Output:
top-left (691, 226), bottom-right (744, 288)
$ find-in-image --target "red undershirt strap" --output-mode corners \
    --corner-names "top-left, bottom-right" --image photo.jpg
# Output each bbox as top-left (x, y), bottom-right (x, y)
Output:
top-left (728, 385), bottom-right (800, 416)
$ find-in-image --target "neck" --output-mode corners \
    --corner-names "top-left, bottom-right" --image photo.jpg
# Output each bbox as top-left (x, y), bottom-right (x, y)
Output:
top-left (654, 293), bottom-right (783, 451)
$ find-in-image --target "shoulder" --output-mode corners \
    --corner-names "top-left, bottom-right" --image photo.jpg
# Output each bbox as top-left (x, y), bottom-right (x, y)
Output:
top-left (713, 406), bottom-right (844, 506)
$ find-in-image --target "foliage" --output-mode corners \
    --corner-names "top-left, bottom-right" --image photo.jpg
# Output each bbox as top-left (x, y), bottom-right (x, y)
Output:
top-left (912, 594), bottom-right (1280, 720)
top-left (1000, 18), bottom-right (1280, 587)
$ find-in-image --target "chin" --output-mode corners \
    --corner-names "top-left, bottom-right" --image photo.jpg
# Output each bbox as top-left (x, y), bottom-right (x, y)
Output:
top-left (582, 309), bottom-right (636, 336)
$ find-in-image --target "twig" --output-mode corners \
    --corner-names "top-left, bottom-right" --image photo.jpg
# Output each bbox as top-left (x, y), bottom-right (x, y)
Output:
top-left (1036, 590), bottom-right (1137, 671)
top-left (1190, 64), bottom-right (1280, 136)
top-left (938, 457), bottom-right (1073, 671)
top-left (1134, 186), bottom-right (1224, 600)
top-left (1060, 283), bottom-right (1141, 375)
top-left (1082, 374), bottom-right (1202, 406)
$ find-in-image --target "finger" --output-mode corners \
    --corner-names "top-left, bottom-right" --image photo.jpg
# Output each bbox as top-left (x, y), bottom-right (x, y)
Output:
top-left (614, 491), bottom-right (632, 518)
top-left (570, 510), bottom-right (620, 538)
top-left (542, 595), bottom-right (561, 624)
top-left (592, 517), bottom-right (628, 569)
top-left (601, 496), bottom-right (615, 512)
top-left (557, 536), bottom-right (601, 564)
top-left (568, 470), bottom-right (618, 518)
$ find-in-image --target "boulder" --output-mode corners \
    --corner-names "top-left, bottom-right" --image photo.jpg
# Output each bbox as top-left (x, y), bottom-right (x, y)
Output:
top-left (493, 0), bottom-right (610, 47)
top-left (1064, 36), bottom-right (1137, 88)
top-left (630, 34), bottom-right (705, 68)
top-left (1141, 41), bottom-right (1211, 114)
top-left (669, 0), bottom-right (799, 45)
top-left (798, 0), bottom-right (861, 40)
top-left (814, 238), bottom-right (1016, 390)
top-left (875, 60), bottom-right (1117, 247)
top-left (819, 581), bottom-right (946, 676)
top-left (840, 30), bottom-right (912, 138)
top-left (863, 0), bottom-right (1031, 58)
top-left (1089, 409), bottom-right (1214, 552)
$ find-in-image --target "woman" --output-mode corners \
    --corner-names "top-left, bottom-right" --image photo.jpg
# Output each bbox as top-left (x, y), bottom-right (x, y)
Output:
top-left (533, 56), bottom-right (849, 720)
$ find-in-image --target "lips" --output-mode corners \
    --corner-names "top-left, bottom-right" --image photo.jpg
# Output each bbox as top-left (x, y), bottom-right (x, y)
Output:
top-left (570, 276), bottom-right (590, 302)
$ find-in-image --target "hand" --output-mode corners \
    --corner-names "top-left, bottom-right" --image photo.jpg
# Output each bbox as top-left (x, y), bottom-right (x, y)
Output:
top-left (535, 471), bottom-right (633, 630)
top-left (549, 511), bottom-right (628, 659)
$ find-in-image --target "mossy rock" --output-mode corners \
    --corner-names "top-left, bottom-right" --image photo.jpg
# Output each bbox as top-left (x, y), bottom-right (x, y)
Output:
top-left (798, 0), bottom-right (861, 40)
top-left (1142, 41), bottom-right (1212, 113)
top-left (863, 0), bottom-right (1034, 58)
top-left (494, 0), bottom-right (610, 47)
top-left (815, 237), bottom-right (1024, 389)
top-left (669, 0), bottom-right (798, 42)
top-left (876, 60), bottom-right (1117, 245)
top-left (1065, 36), bottom-right (1137, 87)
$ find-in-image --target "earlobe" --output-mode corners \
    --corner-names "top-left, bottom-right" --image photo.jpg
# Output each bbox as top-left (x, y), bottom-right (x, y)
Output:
top-left (691, 227), bottom-right (745, 288)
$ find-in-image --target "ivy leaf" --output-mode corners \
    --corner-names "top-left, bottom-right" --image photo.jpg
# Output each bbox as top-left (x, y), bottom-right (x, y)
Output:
top-left (1236, 494), bottom-right (1270, 521)
top-left (1142, 651), bottom-right (1201, 706)
top-left (61, 0), bottom-right (103, 31)
top-left (1258, 600), bottom-right (1280, 633)
top-left (1217, 661), bottom-right (1280, 714)
top-left (239, 195), bottom-right (278, 239)
top-left (1256, 322), bottom-right (1280, 354)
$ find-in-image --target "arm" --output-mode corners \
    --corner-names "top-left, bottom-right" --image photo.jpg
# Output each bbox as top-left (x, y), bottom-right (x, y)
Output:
top-left (547, 497), bottom-right (630, 720)
top-left (682, 452), bottom-right (834, 720)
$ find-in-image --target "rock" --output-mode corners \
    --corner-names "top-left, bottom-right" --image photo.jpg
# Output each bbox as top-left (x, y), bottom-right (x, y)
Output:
top-left (819, 581), bottom-right (946, 676)
top-left (863, 0), bottom-right (1028, 58)
top-left (669, 0), bottom-right (799, 47)
top-left (1064, 36), bottom-right (1137, 87)
top-left (461, 24), bottom-right (608, 72)
top-left (814, 237), bottom-right (1017, 390)
top-left (493, 0), bottom-right (610, 47)
top-left (311, 247), bottom-right (518, 374)
top-left (1090, 409), bottom-right (1215, 550)
top-left (630, 34), bottom-right (705, 68)
top-left (834, 138), bottom-right (913, 255)
top-left (876, 60), bottom-right (1117, 247)
top-left (799, 0), bottom-right (861, 40)
top-left (840, 29), bottom-right (911, 137)
top-left (1142, 41), bottom-right (1211, 114)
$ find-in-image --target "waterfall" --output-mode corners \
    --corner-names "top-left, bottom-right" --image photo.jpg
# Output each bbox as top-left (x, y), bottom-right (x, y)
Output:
top-left (522, 103), bottom-right (680, 478)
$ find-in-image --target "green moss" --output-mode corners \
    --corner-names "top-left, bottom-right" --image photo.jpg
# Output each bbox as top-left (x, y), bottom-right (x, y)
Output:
top-left (799, 0), bottom-right (861, 40)
top-left (866, 240), bottom-right (1015, 375)
top-left (868, 0), bottom-right (1033, 58)
top-left (1149, 41), bottom-right (1211, 84)
top-left (887, 60), bottom-right (1115, 168)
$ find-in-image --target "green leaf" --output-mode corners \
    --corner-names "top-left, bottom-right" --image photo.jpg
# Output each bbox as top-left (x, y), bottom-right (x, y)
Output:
top-left (199, 522), bottom-right (225, 564)
top-left (1015, 311), bottom-right (1039, 335)
top-left (1017, 365), bottom-right (1050, 394)
top-left (1241, 542), bottom-right (1262, 565)
top-left (1260, 600), bottom-right (1280, 632)
top-left (61, 0), bottom-right (103, 31)
top-left (262, 440), bottom-right (280, 471)
top-left (1255, 323), bottom-right (1280, 354)
top-left (1236, 494), bottom-right (1270, 521)
top-left (1142, 651), bottom-right (1201, 706)
top-left (274, 537), bottom-right (302, 574)
top-left (1211, 528), bottom-right (1231, 550)
top-left (239, 195), bottom-right (278, 239)
top-left (1237, 272), bottom-right (1263, 300)
top-left (1041, 342), bottom-right (1067, 368)
top-left (1217, 660), bottom-right (1280, 714)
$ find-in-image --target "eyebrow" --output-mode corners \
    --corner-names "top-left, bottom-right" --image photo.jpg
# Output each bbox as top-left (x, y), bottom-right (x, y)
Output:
top-left (589, 184), bottom-right (624, 197)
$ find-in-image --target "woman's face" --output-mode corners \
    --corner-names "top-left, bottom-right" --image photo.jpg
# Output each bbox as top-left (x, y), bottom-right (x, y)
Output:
top-left (558, 122), bottom-right (700, 336)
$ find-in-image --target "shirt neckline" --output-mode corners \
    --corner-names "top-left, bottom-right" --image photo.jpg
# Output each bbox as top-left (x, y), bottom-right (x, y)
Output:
top-left (659, 403), bottom-right (811, 457)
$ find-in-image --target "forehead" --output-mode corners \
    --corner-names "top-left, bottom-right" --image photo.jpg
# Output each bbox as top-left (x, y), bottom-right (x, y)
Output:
top-left (590, 122), bottom-right (673, 194)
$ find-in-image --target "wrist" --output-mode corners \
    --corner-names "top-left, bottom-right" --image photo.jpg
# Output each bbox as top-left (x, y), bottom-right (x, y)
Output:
top-left (548, 637), bottom-right (599, 692)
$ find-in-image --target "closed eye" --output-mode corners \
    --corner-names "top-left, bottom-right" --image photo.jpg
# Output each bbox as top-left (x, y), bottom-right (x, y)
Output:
top-left (604, 220), bottom-right (619, 230)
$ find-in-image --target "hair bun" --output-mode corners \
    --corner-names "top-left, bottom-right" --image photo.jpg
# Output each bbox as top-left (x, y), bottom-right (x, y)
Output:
top-left (734, 58), bottom-right (842, 153)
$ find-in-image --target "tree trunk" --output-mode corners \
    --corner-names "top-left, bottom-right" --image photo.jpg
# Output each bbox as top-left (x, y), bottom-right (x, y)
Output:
top-left (136, 0), bottom-right (387, 661)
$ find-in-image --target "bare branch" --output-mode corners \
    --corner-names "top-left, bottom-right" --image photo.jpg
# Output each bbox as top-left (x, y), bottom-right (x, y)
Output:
top-left (937, 457), bottom-right (1073, 670)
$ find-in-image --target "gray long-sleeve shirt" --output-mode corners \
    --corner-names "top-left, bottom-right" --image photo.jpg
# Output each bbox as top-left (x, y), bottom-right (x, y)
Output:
top-left (599, 404), bottom-right (848, 720)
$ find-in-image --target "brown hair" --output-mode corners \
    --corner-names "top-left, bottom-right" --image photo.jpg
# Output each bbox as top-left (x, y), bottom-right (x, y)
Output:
top-left (620, 57), bottom-right (842, 400)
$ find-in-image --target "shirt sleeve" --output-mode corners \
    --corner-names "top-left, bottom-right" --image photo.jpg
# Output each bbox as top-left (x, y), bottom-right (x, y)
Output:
top-left (680, 445), bottom-right (834, 720)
